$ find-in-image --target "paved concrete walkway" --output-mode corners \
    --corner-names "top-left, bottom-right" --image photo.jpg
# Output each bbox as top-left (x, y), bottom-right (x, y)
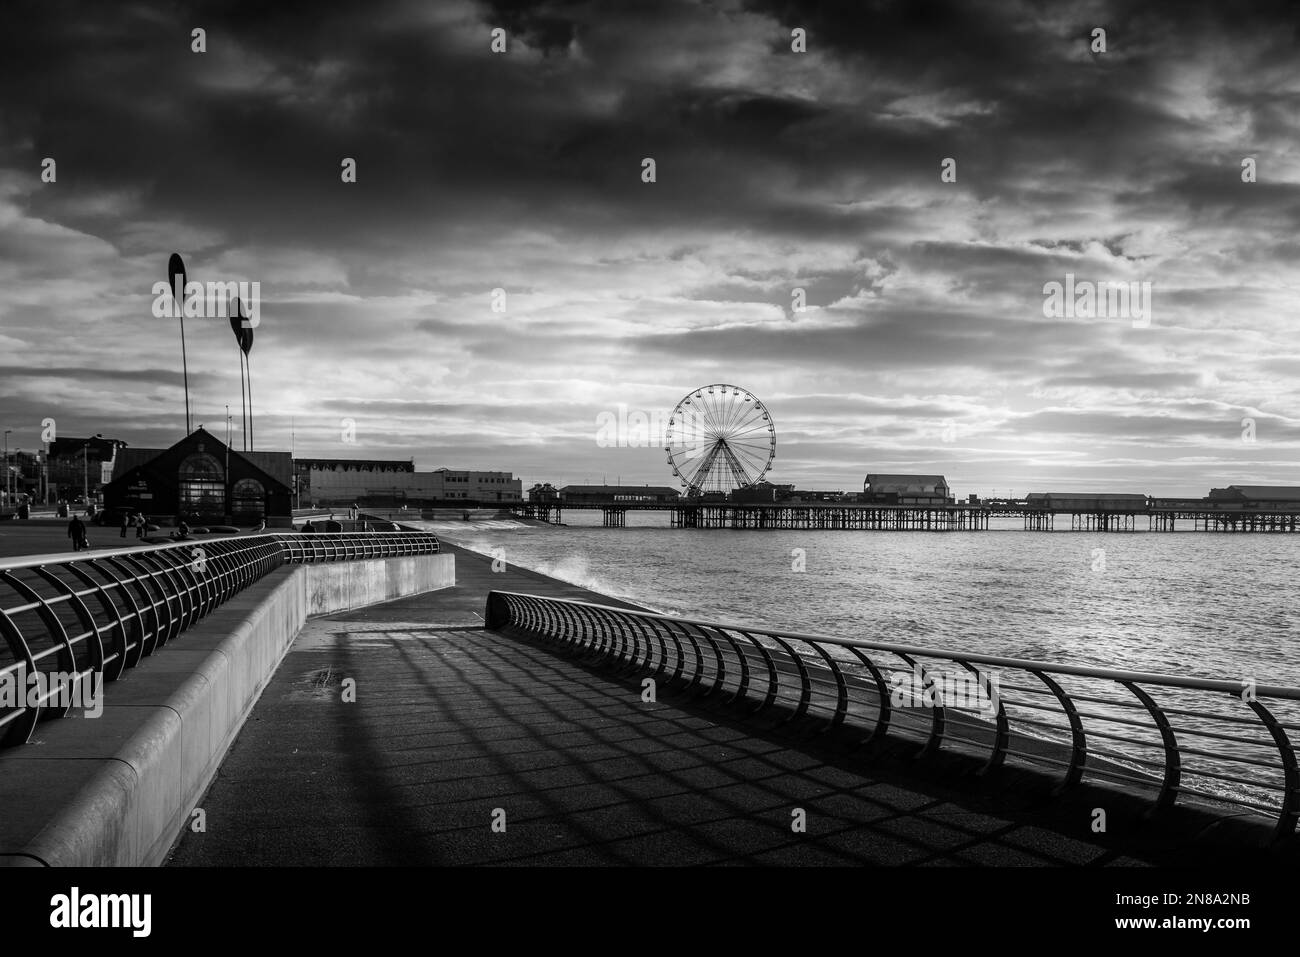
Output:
top-left (166, 545), bottom-right (1283, 866)
top-left (0, 521), bottom-right (131, 559)
top-left (0, 520), bottom-right (238, 560)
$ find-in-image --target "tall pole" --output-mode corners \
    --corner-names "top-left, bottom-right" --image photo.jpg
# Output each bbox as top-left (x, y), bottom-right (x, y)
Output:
top-left (169, 254), bottom-right (192, 435)
top-left (180, 311), bottom-right (191, 434)
top-left (246, 353), bottom-right (254, 451)
top-left (225, 405), bottom-right (232, 523)
top-left (291, 417), bottom-right (298, 509)
top-left (240, 351), bottom-right (248, 451)
top-left (3, 430), bottom-right (9, 507)
top-left (82, 433), bottom-right (102, 507)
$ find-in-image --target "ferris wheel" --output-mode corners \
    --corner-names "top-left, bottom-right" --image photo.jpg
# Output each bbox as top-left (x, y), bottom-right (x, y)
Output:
top-left (664, 384), bottom-right (776, 496)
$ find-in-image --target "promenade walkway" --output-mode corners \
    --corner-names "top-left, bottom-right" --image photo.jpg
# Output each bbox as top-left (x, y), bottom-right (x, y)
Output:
top-left (164, 544), bottom-right (1286, 866)
top-left (0, 519), bottom-right (221, 559)
top-left (0, 521), bottom-right (135, 559)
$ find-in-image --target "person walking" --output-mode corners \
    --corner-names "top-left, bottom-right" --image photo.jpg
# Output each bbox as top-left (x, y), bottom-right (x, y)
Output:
top-left (120, 510), bottom-right (130, 538)
top-left (68, 515), bottom-right (86, 552)
top-left (135, 513), bottom-right (147, 539)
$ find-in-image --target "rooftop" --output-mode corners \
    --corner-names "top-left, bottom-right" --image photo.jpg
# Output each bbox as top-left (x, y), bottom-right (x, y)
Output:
top-left (561, 485), bottom-right (680, 496)
top-left (48, 437), bottom-right (122, 461)
top-left (865, 473), bottom-right (948, 484)
top-left (1029, 492), bottom-right (1148, 500)
top-left (1222, 485), bottom-right (1300, 500)
top-left (296, 457), bottom-right (415, 472)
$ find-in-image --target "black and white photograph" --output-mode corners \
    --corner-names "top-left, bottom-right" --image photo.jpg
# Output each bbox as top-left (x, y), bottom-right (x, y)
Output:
top-left (0, 0), bottom-right (1295, 937)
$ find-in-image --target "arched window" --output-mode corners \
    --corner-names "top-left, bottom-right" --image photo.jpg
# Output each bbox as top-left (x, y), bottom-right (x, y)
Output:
top-left (178, 453), bottom-right (225, 516)
top-left (231, 478), bottom-right (265, 523)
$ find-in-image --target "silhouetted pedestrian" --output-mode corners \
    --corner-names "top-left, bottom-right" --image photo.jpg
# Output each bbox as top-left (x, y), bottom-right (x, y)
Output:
top-left (135, 513), bottom-right (147, 539)
top-left (120, 511), bottom-right (130, 538)
top-left (68, 515), bottom-right (87, 552)
top-left (302, 521), bottom-right (316, 534)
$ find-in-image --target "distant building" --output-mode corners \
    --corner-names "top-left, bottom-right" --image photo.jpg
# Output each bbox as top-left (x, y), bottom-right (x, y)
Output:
top-left (294, 458), bottom-right (416, 473)
top-left (296, 457), bottom-right (415, 504)
top-left (732, 481), bottom-right (779, 503)
top-left (296, 458), bottom-right (522, 505)
top-left (785, 489), bottom-right (848, 503)
top-left (560, 485), bottom-right (680, 504)
top-left (104, 427), bottom-right (293, 525)
top-left (1025, 492), bottom-right (1148, 511)
top-left (46, 436), bottom-right (125, 501)
top-left (528, 482), bottom-right (559, 503)
top-left (1207, 486), bottom-right (1300, 507)
top-left (863, 474), bottom-right (951, 505)
top-left (434, 469), bottom-right (523, 503)
top-left (2, 449), bottom-right (43, 503)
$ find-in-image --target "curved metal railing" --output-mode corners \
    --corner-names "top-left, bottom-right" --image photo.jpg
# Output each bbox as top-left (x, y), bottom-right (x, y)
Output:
top-left (485, 590), bottom-right (1300, 840)
top-left (273, 531), bottom-right (441, 562)
top-left (0, 532), bottom-right (440, 749)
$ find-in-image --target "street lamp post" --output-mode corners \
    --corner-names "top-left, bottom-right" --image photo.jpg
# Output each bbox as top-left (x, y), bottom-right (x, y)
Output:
top-left (3, 429), bottom-right (11, 507)
top-left (82, 433), bottom-right (103, 509)
top-left (225, 407), bottom-right (233, 525)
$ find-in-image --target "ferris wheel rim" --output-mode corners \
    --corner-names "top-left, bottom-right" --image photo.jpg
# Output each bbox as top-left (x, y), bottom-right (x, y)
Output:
top-left (663, 383), bottom-right (776, 495)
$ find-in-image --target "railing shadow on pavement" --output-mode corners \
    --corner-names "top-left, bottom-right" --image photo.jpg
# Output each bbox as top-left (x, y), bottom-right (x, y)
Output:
top-left (485, 590), bottom-right (1300, 842)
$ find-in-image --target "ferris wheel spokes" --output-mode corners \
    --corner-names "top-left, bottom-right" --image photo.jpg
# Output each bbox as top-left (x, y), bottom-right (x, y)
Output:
top-left (717, 441), bottom-right (755, 488)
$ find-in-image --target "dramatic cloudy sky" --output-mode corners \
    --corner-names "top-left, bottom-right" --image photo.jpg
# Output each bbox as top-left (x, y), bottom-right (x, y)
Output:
top-left (1, 0), bottom-right (1298, 496)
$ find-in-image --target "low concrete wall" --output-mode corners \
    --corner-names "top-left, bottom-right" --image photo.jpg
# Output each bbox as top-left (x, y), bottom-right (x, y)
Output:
top-left (0, 553), bottom-right (453, 867)
top-left (307, 554), bottom-right (454, 617)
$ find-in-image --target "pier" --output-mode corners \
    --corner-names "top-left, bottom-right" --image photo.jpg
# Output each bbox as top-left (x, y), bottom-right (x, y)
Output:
top-left (512, 501), bottom-right (992, 530)
top-left (671, 503), bottom-right (990, 530)
top-left (510, 499), bottom-right (1300, 532)
top-left (1024, 505), bottom-right (1300, 533)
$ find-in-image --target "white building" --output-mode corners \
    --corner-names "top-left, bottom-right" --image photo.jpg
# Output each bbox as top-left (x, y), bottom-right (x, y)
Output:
top-left (862, 474), bottom-right (952, 505)
top-left (297, 458), bottom-right (522, 505)
top-left (433, 469), bottom-right (522, 502)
